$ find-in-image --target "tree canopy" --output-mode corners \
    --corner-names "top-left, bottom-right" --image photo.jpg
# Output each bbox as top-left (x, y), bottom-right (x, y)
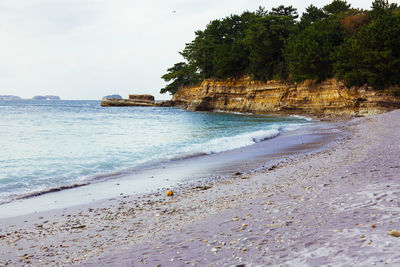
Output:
top-left (161, 0), bottom-right (400, 95)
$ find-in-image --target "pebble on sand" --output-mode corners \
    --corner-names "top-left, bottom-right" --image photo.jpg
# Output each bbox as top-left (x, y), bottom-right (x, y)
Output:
top-left (166, 191), bottom-right (174, 197)
top-left (387, 230), bottom-right (400, 237)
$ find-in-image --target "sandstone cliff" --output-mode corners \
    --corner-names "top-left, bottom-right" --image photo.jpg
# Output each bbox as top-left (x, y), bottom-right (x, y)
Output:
top-left (171, 77), bottom-right (400, 116)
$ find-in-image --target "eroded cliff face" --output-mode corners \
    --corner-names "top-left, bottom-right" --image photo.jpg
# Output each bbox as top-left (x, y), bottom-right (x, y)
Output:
top-left (172, 77), bottom-right (400, 116)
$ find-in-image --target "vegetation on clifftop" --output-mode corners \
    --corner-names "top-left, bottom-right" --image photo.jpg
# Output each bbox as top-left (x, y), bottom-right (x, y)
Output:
top-left (160, 0), bottom-right (400, 95)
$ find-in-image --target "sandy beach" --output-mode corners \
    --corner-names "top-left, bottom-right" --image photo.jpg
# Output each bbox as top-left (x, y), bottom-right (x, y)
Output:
top-left (1, 110), bottom-right (400, 266)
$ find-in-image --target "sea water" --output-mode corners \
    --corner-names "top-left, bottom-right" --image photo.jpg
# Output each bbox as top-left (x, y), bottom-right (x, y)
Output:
top-left (0, 100), bottom-right (311, 204)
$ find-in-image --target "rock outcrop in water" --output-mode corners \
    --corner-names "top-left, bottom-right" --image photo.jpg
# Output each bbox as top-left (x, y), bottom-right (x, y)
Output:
top-left (171, 77), bottom-right (400, 116)
top-left (129, 94), bottom-right (154, 102)
top-left (101, 94), bottom-right (155, 107)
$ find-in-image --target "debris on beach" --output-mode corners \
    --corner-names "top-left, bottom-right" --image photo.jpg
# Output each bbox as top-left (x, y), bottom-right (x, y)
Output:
top-left (166, 191), bottom-right (174, 197)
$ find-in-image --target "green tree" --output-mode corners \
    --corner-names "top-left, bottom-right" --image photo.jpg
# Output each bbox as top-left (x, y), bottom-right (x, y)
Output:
top-left (301, 4), bottom-right (326, 23)
top-left (180, 12), bottom-right (255, 79)
top-left (334, 0), bottom-right (400, 88)
top-left (270, 5), bottom-right (298, 18)
top-left (284, 17), bottom-right (347, 82)
top-left (244, 6), bottom-right (297, 80)
top-left (160, 62), bottom-right (200, 95)
top-left (323, 0), bottom-right (351, 15)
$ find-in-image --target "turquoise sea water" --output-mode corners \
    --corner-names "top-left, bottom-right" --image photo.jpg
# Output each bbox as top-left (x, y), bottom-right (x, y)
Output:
top-left (0, 100), bottom-right (311, 203)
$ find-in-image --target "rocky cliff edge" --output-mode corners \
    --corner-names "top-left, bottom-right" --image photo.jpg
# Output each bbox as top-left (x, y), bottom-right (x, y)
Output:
top-left (171, 77), bottom-right (400, 117)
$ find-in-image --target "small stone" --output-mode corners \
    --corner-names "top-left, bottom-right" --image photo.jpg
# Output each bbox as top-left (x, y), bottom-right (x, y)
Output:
top-left (71, 225), bottom-right (86, 229)
top-left (166, 191), bottom-right (174, 197)
top-left (211, 248), bottom-right (218, 253)
top-left (388, 230), bottom-right (400, 237)
top-left (371, 224), bottom-right (376, 228)
top-left (360, 234), bottom-right (365, 238)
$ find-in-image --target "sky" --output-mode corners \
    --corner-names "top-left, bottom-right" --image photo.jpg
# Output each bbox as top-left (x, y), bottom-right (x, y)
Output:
top-left (0, 0), bottom-right (376, 100)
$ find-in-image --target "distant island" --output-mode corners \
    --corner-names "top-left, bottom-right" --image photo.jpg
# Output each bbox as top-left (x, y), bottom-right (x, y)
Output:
top-left (0, 95), bottom-right (22, 101)
top-left (102, 94), bottom-right (122, 100)
top-left (0, 95), bottom-right (61, 101)
top-left (32, 95), bottom-right (61, 100)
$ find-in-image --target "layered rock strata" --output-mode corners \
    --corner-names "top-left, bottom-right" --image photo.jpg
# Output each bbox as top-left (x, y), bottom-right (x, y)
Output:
top-left (171, 77), bottom-right (400, 116)
top-left (129, 94), bottom-right (154, 101)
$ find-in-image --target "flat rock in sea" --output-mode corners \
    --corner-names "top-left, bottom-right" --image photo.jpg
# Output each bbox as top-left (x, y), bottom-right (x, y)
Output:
top-left (101, 94), bottom-right (156, 107)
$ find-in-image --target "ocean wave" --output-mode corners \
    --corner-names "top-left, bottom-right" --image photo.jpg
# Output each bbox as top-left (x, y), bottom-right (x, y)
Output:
top-left (281, 123), bottom-right (303, 132)
top-left (0, 127), bottom-right (287, 203)
top-left (177, 127), bottom-right (281, 155)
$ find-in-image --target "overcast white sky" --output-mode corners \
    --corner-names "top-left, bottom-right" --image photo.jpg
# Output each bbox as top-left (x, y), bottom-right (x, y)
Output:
top-left (0, 0), bottom-right (376, 100)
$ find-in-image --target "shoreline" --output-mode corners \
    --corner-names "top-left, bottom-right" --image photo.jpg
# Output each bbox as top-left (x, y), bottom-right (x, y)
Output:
top-left (2, 110), bottom-right (400, 266)
top-left (0, 120), bottom-right (333, 219)
top-left (0, 106), bottom-right (315, 212)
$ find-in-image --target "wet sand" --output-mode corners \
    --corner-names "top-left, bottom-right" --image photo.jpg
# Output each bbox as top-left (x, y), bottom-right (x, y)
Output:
top-left (1, 111), bottom-right (400, 266)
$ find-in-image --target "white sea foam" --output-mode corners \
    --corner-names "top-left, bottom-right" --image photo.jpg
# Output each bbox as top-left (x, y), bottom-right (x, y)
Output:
top-left (214, 109), bottom-right (253, 115)
top-left (290, 115), bottom-right (313, 121)
top-left (178, 127), bottom-right (284, 156)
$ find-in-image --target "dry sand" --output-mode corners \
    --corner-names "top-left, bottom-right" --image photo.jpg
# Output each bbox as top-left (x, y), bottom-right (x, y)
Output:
top-left (1, 110), bottom-right (400, 266)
